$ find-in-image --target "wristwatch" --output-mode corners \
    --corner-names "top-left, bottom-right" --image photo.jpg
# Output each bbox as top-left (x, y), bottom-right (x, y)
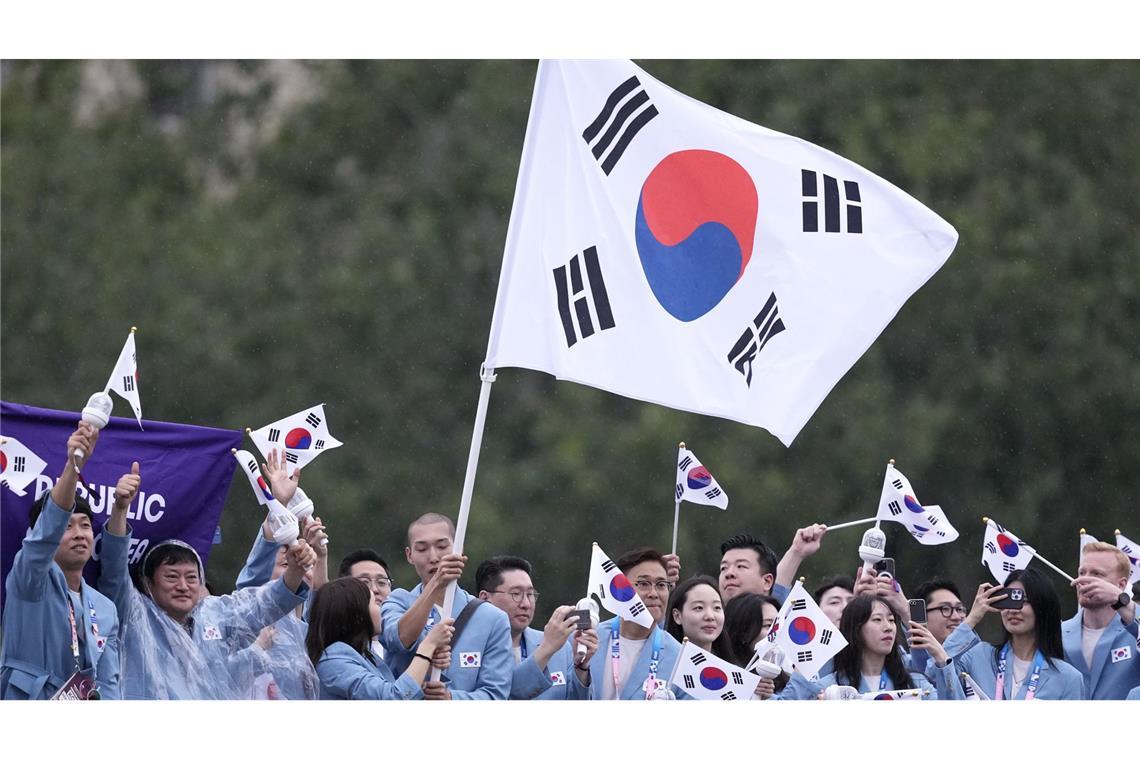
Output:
top-left (1111, 592), bottom-right (1131, 610)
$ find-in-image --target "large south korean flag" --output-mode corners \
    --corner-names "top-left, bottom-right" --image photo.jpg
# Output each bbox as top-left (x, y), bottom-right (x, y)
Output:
top-left (484, 60), bottom-right (958, 446)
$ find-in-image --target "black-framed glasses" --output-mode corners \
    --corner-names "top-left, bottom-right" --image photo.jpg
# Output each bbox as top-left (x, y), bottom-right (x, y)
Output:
top-left (633, 579), bottom-right (671, 594)
top-left (492, 589), bottom-right (539, 603)
top-left (929, 603), bottom-right (966, 618)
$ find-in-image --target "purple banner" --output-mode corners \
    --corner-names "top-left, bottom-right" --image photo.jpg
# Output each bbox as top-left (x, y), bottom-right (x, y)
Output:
top-left (1, 401), bottom-right (242, 607)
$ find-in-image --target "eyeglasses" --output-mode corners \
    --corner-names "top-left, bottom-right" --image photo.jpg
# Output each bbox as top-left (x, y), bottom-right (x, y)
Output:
top-left (633, 580), bottom-right (671, 594)
top-left (492, 589), bottom-right (539, 603)
top-left (355, 575), bottom-right (392, 590)
top-left (928, 603), bottom-right (967, 618)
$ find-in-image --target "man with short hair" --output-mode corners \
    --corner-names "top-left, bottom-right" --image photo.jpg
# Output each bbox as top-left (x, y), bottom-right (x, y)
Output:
top-left (912, 577), bottom-right (966, 644)
top-left (380, 512), bottom-right (512, 700)
top-left (476, 555), bottom-right (598, 699)
top-left (813, 575), bottom-right (855, 628)
top-left (1062, 541), bottom-right (1139, 699)
top-left (1, 422), bottom-right (120, 699)
top-left (720, 523), bottom-right (827, 606)
top-left (339, 548), bottom-right (393, 603)
top-left (589, 547), bottom-right (684, 700)
top-left (100, 461), bottom-right (316, 699)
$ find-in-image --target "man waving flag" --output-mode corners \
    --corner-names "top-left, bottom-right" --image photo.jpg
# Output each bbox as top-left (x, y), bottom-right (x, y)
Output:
top-left (483, 59), bottom-right (958, 445)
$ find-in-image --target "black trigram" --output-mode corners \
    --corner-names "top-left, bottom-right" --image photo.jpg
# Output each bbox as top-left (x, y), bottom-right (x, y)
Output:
top-left (285, 452), bottom-right (299, 464)
top-left (727, 293), bottom-right (786, 387)
top-left (731, 672), bottom-right (744, 685)
top-left (315, 440), bottom-right (326, 450)
top-left (887, 501), bottom-right (902, 517)
top-left (683, 674), bottom-right (695, 689)
top-left (935, 530), bottom-right (947, 538)
top-left (802, 169), bottom-right (862, 233)
top-left (602, 559), bottom-right (617, 573)
top-left (244, 459), bottom-right (258, 475)
top-left (14, 456), bottom-right (26, 473)
top-left (720, 692), bottom-right (737, 701)
top-left (791, 599), bottom-right (807, 611)
top-left (705, 487), bottom-right (722, 500)
top-left (1002, 561), bottom-right (1017, 573)
top-left (581, 75), bottom-right (659, 176)
top-left (553, 246), bottom-right (615, 348)
top-left (797, 650), bottom-right (813, 663)
top-left (268, 428), bottom-right (281, 443)
top-left (892, 479), bottom-right (904, 490)
top-left (675, 484), bottom-right (684, 501)
top-left (305, 412), bottom-right (321, 428)
top-left (690, 652), bottom-right (707, 666)
top-left (985, 541), bottom-right (997, 554)
top-left (1121, 545), bottom-right (1134, 556)
top-left (629, 601), bottom-right (647, 618)
top-left (820, 630), bottom-right (833, 645)
top-left (927, 515), bottom-right (940, 526)
top-left (122, 375), bottom-right (135, 392)
top-left (678, 455), bottom-right (693, 471)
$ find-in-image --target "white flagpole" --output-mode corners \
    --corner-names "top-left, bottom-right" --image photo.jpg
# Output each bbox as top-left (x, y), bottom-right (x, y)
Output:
top-left (671, 500), bottom-right (681, 556)
top-left (875, 458), bottom-right (895, 531)
top-left (430, 365), bottom-right (497, 681)
top-left (824, 517), bottom-right (877, 531)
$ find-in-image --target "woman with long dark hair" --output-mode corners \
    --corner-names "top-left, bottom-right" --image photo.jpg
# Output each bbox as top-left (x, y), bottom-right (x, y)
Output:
top-left (664, 576), bottom-right (736, 664)
top-left (778, 594), bottom-right (937, 699)
top-left (933, 568), bottom-right (1085, 699)
top-left (723, 591), bottom-right (785, 698)
top-left (306, 577), bottom-right (453, 699)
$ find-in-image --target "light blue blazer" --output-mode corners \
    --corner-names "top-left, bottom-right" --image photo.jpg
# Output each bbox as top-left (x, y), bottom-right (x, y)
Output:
top-left (942, 622), bottom-right (1085, 700)
top-left (588, 618), bottom-right (685, 700)
top-left (99, 525), bottom-right (307, 699)
top-left (380, 583), bottom-right (512, 700)
top-left (1, 495), bottom-right (120, 699)
top-left (316, 642), bottom-right (422, 700)
top-left (511, 627), bottom-right (591, 700)
top-left (1062, 609), bottom-right (1140, 700)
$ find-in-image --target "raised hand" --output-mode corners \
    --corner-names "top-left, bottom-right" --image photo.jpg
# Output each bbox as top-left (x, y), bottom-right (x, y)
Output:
top-left (113, 461), bottom-right (141, 510)
top-left (261, 447), bottom-right (301, 505)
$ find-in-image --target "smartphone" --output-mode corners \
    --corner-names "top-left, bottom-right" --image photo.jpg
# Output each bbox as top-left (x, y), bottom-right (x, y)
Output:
top-left (908, 599), bottom-right (927, 624)
top-left (565, 609), bottom-right (591, 629)
top-left (991, 586), bottom-right (1026, 610)
top-left (873, 558), bottom-right (895, 578)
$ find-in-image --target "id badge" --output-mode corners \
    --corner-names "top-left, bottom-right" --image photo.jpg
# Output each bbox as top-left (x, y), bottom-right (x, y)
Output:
top-left (50, 670), bottom-right (99, 700)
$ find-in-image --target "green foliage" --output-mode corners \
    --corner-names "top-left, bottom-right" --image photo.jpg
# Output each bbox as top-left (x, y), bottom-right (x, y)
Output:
top-left (3, 61), bottom-right (1137, 618)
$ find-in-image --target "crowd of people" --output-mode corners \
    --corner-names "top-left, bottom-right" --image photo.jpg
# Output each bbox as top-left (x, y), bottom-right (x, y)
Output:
top-left (2, 419), bottom-right (1138, 701)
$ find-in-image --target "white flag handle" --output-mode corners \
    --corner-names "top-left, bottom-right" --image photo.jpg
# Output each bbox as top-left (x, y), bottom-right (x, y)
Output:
top-left (824, 516), bottom-right (877, 532)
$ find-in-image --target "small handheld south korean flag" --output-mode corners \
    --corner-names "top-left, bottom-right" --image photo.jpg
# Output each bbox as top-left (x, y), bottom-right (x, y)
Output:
top-left (587, 543), bottom-right (654, 628)
top-left (232, 449), bottom-right (299, 546)
top-left (961, 672), bottom-right (990, 701)
top-left (105, 327), bottom-right (143, 429)
top-left (861, 688), bottom-right (925, 700)
top-left (248, 403), bottom-right (343, 476)
top-left (675, 443), bottom-right (728, 509)
top-left (769, 580), bottom-right (847, 680)
top-left (1115, 531), bottom-right (1140, 587)
top-left (671, 640), bottom-right (760, 701)
top-left (875, 462), bottom-right (957, 545)
top-left (981, 518), bottom-right (1035, 584)
top-left (0, 436), bottom-right (49, 497)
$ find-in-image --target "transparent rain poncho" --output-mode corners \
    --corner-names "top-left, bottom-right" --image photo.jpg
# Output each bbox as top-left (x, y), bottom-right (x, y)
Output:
top-left (99, 529), bottom-right (307, 699)
top-left (230, 530), bottom-right (320, 700)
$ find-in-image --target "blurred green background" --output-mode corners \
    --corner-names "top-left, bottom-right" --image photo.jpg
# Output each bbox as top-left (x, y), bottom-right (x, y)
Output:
top-left (3, 61), bottom-right (1137, 631)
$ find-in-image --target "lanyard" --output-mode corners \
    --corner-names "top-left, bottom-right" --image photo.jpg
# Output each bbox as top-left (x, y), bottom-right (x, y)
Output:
top-left (995, 644), bottom-right (1044, 700)
top-left (66, 594), bottom-right (98, 673)
top-left (610, 617), bottom-right (662, 697)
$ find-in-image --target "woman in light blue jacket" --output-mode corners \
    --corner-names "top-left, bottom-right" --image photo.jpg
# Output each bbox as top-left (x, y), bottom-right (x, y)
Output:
top-left (306, 577), bottom-right (453, 699)
top-left (779, 594), bottom-right (939, 699)
top-left (935, 569), bottom-right (1085, 700)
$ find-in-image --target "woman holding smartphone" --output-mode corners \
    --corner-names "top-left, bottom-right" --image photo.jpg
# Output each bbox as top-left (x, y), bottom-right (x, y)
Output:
top-left (777, 594), bottom-right (939, 699)
top-left (929, 568), bottom-right (1085, 699)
